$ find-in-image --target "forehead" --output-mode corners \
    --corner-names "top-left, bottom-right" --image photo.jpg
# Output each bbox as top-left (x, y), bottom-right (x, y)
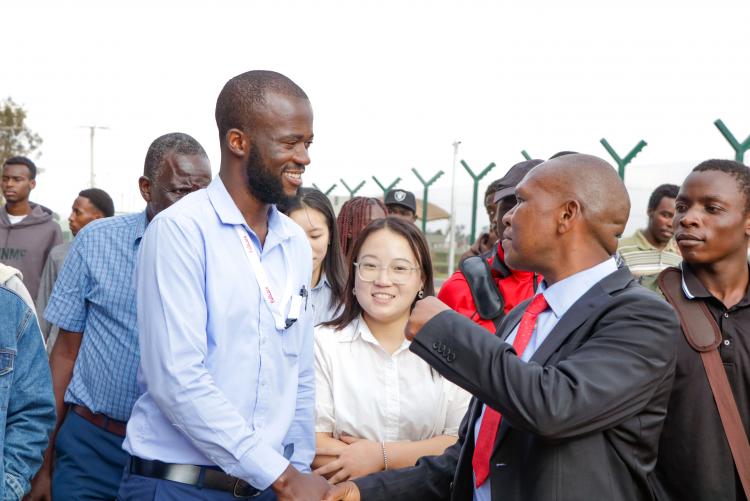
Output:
top-left (2, 163), bottom-right (32, 178)
top-left (679, 170), bottom-right (745, 204)
top-left (359, 228), bottom-right (417, 261)
top-left (255, 91), bottom-right (313, 132)
top-left (159, 153), bottom-right (212, 181)
top-left (73, 196), bottom-right (97, 210)
top-left (290, 206), bottom-right (327, 228)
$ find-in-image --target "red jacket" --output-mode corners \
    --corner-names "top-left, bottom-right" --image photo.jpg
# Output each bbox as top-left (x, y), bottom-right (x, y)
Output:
top-left (438, 243), bottom-right (538, 332)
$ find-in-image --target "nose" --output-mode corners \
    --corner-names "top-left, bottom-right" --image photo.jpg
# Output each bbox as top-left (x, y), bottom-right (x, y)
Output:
top-left (676, 207), bottom-right (698, 228)
top-left (293, 143), bottom-right (311, 166)
top-left (373, 265), bottom-right (393, 285)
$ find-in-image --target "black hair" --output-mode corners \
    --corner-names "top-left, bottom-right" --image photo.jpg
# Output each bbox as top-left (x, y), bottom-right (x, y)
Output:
top-left (78, 188), bottom-right (115, 217)
top-left (143, 132), bottom-right (208, 180)
top-left (485, 179), bottom-right (504, 198)
top-left (693, 159), bottom-right (750, 212)
top-left (280, 187), bottom-right (346, 312)
top-left (325, 217), bottom-right (435, 331)
top-left (215, 70), bottom-right (308, 144)
top-left (647, 184), bottom-right (680, 211)
top-left (3, 156), bottom-right (37, 179)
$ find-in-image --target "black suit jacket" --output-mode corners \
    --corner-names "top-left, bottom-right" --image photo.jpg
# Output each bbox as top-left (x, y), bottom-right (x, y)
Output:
top-left (355, 267), bottom-right (678, 501)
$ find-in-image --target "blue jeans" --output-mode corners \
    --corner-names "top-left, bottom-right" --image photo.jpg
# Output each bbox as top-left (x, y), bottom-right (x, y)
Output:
top-left (117, 470), bottom-right (277, 500)
top-left (52, 411), bottom-right (127, 500)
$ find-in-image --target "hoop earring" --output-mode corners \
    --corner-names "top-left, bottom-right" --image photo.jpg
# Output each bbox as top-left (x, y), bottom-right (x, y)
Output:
top-left (417, 290), bottom-right (424, 299)
top-left (352, 288), bottom-right (357, 295)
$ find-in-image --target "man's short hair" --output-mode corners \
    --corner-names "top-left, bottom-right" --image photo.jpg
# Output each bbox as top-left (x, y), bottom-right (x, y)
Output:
top-left (215, 70), bottom-right (308, 143)
top-left (647, 183), bottom-right (680, 211)
top-left (485, 178), bottom-right (504, 198)
top-left (693, 159), bottom-right (750, 212)
top-left (3, 156), bottom-right (37, 179)
top-left (143, 132), bottom-right (208, 180)
top-left (78, 188), bottom-right (115, 218)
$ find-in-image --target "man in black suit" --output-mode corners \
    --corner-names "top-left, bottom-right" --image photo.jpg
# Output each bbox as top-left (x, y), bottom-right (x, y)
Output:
top-left (325, 153), bottom-right (678, 501)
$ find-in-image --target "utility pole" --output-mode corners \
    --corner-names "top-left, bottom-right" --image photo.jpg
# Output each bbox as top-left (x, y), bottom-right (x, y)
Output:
top-left (79, 125), bottom-right (109, 188)
top-left (447, 141), bottom-right (461, 275)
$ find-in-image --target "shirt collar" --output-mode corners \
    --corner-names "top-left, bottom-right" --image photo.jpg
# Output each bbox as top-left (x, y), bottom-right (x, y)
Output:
top-left (539, 257), bottom-right (619, 318)
top-left (338, 315), bottom-right (411, 355)
top-left (206, 176), bottom-right (292, 244)
top-left (134, 210), bottom-right (149, 243)
top-left (312, 272), bottom-right (331, 291)
top-left (680, 262), bottom-right (750, 307)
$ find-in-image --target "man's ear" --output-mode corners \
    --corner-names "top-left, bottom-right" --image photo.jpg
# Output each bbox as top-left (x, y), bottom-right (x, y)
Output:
top-left (29, 179), bottom-right (36, 191)
top-left (744, 210), bottom-right (750, 238)
top-left (558, 200), bottom-right (581, 233)
top-left (138, 176), bottom-right (152, 203)
top-left (226, 129), bottom-right (250, 158)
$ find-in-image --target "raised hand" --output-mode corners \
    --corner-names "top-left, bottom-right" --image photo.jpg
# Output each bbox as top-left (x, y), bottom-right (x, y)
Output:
top-left (405, 296), bottom-right (451, 341)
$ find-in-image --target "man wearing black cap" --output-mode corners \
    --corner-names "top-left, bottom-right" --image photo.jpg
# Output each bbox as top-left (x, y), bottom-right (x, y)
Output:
top-left (385, 189), bottom-right (418, 223)
top-left (439, 160), bottom-right (543, 333)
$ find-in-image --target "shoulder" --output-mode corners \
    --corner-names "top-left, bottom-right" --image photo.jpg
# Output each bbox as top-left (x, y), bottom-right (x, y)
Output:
top-left (77, 212), bottom-right (143, 239)
top-left (0, 284), bottom-right (33, 324)
top-left (437, 271), bottom-right (469, 300)
top-left (276, 210), bottom-right (311, 251)
top-left (50, 241), bottom-right (71, 260)
top-left (314, 321), bottom-right (357, 350)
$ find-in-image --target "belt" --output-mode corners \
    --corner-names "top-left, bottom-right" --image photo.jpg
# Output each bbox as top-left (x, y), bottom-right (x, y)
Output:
top-left (129, 456), bottom-right (263, 498)
top-left (71, 405), bottom-right (127, 437)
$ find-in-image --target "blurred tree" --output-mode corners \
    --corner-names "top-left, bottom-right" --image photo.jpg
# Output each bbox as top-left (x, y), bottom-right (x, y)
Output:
top-left (0, 97), bottom-right (43, 162)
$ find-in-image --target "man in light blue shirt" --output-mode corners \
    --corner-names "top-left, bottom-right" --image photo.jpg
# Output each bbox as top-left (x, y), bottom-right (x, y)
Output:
top-left (119, 71), bottom-right (330, 500)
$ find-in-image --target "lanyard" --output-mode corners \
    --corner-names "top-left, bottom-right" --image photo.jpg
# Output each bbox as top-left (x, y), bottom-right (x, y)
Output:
top-left (235, 226), bottom-right (294, 331)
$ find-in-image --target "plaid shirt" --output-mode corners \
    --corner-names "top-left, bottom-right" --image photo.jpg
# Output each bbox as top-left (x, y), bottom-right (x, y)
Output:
top-left (45, 211), bottom-right (147, 421)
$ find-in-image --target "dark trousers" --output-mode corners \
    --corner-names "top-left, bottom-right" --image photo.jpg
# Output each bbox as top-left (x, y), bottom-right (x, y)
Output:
top-left (52, 410), bottom-right (128, 500)
top-left (117, 470), bottom-right (277, 500)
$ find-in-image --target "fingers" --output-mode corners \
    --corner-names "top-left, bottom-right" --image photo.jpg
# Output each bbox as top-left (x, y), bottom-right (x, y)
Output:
top-left (340, 435), bottom-right (360, 444)
top-left (314, 458), bottom-right (343, 477)
top-left (321, 481), bottom-right (361, 501)
top-left (328, 468), bottom-right (352, 485)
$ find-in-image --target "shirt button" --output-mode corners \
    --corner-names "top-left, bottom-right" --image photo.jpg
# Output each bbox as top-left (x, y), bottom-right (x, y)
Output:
top-left (724, 339), bottom-right (731, 346)
top-left (723, 312), bottom-right (730, 318)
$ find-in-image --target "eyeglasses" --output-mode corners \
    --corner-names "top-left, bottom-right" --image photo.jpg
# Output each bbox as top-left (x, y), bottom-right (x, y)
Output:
top-left (354, 259), bottom-right (419, 285)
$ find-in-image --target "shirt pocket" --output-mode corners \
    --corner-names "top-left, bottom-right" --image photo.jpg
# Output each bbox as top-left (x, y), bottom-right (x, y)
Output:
top-left (282, 331), bottom-right (301, 358)
top-left (0, 348), bottom-right (16, 388)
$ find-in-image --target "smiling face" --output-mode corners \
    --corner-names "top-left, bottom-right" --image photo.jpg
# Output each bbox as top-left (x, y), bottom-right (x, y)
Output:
top-left (354, 227), bottom-right (424, 326)
top-left (289, 205), bottom-right (330, 284)
top-left (246, 91), bottom-right (314, 205)
top-left (674, 170), bottom-right (750, 265)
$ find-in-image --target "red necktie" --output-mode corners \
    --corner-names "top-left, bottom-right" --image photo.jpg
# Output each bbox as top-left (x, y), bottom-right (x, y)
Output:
top-left (472, 293), bottom-right (549, 488)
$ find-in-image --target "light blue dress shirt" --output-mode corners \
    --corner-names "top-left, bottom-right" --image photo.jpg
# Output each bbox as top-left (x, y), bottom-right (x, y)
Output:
top-left (473, 257), bottom-right (618, 501)
top-left (309, 273), bottom-right (342, 326)
top-left (44, 211), bottom-right (147, 421)
top-left (122, 177), bottom-right (315, 490)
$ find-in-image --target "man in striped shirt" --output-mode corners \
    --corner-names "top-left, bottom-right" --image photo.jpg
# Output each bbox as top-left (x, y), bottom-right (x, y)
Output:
top-left (618, 184), bottom-right (681, 285)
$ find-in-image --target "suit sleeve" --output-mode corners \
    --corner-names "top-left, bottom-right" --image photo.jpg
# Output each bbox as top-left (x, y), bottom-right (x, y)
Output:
top-left (353, 404), bottom-right (470, 501)
top-left (410, 290), bottom-right (678, 439)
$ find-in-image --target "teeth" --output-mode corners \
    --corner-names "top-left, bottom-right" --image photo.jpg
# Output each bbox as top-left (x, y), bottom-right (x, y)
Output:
top-left (285, 172), bottom-right (302, 179)
top-left (373, 293), bottom-right (394, 299)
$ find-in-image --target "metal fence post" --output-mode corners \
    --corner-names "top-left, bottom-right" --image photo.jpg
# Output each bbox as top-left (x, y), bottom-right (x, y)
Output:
top-left (312, 183), bottom-right (337, 196)
top-left (600, 138), bottom-right (647, 180)
top-left (521, 150), bottom-right (532, 160)
top-left (340, 178), bottom-right (366, 199)
top-left (371, 176), bottom-right (402, 196)
top-left (714, 119), bottom-right (750, 163)
top-left (460, 160), bottom-right (497, 242)
top-left (411, 168), bottom-right (444, 233)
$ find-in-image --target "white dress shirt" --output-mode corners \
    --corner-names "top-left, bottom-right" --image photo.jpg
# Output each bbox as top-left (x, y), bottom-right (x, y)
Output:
top-left (123, 177), bottom-right (315, 490)
top-left (474, 257), bottom-right (619, 501)
top-left (315, 316), bottom-right (471, 442)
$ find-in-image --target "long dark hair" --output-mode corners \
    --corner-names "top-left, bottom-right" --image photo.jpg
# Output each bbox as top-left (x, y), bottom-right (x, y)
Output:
top-left (326, 216), bottom-right (435, 331)
top-left (280, 187), bottom-right (346, 311)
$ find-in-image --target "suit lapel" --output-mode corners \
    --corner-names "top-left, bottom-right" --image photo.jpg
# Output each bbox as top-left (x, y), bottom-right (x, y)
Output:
top-left (490, 267), bottom-right (634, 454)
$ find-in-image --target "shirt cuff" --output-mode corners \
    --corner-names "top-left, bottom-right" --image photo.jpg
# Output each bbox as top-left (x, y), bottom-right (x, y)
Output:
top-left (230, 442), bottom-right (290, 491)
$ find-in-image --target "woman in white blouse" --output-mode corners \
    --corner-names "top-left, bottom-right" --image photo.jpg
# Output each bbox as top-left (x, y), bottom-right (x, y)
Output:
top-left (313, 217), bottom-right (471, 484)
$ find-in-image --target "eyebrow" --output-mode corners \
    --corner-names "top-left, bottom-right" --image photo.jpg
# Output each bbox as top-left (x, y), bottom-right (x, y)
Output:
top-left (278, 133), bottom-right (313, 141)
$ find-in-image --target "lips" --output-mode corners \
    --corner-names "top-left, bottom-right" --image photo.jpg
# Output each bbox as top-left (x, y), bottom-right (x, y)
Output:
top-left (283, 168), bottom-right (304, 187)
top-left (675, 233), bottom-right (702, 242)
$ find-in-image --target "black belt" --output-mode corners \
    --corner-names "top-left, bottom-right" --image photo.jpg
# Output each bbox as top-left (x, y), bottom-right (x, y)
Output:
top-left (129, 456), bottom-right (263, 498)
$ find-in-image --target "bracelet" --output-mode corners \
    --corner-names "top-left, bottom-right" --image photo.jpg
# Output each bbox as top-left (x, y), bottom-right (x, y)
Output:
top-left (380, 441), bottom-right (389, 471)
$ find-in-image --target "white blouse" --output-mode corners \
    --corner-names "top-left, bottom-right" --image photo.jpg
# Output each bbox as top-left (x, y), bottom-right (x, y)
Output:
top-left (314, 316), bottom-right (471, 442)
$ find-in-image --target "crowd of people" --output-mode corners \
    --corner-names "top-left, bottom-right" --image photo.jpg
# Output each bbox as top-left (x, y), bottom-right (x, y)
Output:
top-left (0, 69), bottom-right (748, 501)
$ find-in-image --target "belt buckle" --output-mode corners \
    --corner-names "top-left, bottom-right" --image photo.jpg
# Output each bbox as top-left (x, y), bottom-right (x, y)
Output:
top-left (233, 478), bottom-right (258, 498)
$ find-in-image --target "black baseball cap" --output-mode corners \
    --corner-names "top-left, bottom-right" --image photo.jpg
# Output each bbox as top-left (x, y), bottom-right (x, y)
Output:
top-left (493, 159), bottom-right (545, 203)
top-left (384, 189), bottom-right (417, 213)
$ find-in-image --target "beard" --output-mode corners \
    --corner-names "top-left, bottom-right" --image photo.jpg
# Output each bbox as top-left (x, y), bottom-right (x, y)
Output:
top-left (245, 148), bottom-right (292, 205)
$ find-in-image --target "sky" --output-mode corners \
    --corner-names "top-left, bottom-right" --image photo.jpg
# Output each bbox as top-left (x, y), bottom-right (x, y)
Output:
top-left (3, 0), bottom-right (750, 238)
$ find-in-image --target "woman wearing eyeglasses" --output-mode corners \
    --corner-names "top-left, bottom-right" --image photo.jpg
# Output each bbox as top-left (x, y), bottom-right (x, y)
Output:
top-left (312, 217), bottom-right (471, 484)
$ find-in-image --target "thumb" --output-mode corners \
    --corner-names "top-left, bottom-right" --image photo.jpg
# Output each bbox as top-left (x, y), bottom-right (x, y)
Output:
top-left (322, 481), bottom-right (360, 501)
top-left (340, 435), bottom-right (360, 444)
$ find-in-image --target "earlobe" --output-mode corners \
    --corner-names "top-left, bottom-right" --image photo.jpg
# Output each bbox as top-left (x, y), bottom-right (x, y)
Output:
top-left (138, 176), bottom-right (152, 202)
